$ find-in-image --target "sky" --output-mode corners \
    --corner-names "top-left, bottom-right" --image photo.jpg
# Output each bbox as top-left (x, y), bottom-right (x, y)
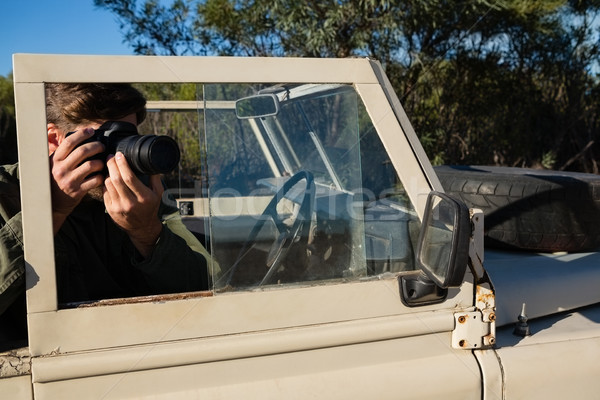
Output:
top-left (1, 0), bottom-right (134, 77)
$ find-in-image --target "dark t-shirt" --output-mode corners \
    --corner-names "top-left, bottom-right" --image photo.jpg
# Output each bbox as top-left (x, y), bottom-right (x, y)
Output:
top-left (55, 198), bottom-right (212, 305)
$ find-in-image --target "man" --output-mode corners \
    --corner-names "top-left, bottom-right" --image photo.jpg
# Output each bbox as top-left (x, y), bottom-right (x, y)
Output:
top-left (0, 83), bottom-right (212, 342)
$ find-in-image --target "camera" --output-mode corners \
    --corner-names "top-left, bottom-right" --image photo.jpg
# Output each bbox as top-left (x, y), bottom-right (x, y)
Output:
top-left (68, 121), bottom-right (180, 176)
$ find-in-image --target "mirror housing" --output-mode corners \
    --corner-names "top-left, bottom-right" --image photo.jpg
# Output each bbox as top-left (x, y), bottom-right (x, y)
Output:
top-left (401, 191), bottom-right (471, 306)
top-left (235, 94), bottom-right (280, 119)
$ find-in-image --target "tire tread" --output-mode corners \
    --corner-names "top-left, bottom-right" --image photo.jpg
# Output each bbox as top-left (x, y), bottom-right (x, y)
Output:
top-left (435, 166), bottom-right (600, 252)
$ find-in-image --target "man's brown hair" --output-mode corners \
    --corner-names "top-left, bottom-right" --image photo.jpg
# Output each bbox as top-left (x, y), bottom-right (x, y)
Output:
top-left (45, 83), bottom-right (147, 132)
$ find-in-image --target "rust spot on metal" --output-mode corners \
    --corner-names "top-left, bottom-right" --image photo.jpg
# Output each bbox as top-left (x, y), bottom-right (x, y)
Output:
top-left (484, 334), bottom-right (496, 346)
top-left (476, 285), bottom-right (495, 306)
top-left (72, 290), bottom-right (213, 308)
top-left (458, 315), bottom-right (467, 324)
top-left (489, 312), bottom-right (496, 322)
top-left (459, 339), bottom-right (467, 348)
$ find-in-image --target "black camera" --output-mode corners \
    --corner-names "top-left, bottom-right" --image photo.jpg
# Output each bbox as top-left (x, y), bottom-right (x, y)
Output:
top-left (68, 121), bottom-right (180, 176)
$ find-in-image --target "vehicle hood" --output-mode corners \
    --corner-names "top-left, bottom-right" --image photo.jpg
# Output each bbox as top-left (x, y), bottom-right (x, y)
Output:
top-left (484, 249), bottom-right (600, 327)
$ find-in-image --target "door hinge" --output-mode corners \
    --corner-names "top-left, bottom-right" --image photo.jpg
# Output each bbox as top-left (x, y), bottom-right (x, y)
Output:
top-left (452, 208), bottom-right (497, 350)
top-left (452, 310), bottom-right (496, 349)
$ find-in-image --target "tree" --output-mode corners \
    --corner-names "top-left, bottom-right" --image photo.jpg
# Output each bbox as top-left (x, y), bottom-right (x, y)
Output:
top-left (0, 74), bottom-right (17, 165)
top-left (95, 0), bottom-right (600, 172)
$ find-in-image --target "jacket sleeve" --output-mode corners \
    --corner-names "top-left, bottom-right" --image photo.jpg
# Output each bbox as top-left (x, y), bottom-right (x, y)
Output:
top-left (0, 211), bottom-right (25, 316)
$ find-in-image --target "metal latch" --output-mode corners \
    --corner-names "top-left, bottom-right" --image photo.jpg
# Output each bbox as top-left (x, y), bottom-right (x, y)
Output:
top-left (452, 310), bottom-right (496, 349)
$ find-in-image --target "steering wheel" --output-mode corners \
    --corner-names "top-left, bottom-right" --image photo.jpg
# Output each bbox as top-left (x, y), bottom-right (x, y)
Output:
top-left (225, 170), bottom-right (315, 287)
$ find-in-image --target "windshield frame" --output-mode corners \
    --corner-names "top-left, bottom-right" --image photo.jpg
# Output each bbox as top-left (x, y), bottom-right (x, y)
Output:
top-left (12, 54), bottom-right (447, 358)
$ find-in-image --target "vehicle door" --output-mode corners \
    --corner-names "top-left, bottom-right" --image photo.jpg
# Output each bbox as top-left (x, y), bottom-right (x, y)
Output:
top-left (13, 55), bottom-right (482, 399)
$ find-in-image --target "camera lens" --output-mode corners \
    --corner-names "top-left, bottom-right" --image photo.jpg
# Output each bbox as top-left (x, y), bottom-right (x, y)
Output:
top-left (116, 135), bottom-right (180, 175)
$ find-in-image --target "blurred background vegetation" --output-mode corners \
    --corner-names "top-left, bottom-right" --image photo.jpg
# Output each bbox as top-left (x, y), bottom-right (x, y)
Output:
top-left (1, 0), bottom-right (598, 172)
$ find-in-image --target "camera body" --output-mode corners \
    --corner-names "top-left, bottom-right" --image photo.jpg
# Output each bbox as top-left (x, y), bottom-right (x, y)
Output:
top-left (68, 121), bottom-right (180, 176)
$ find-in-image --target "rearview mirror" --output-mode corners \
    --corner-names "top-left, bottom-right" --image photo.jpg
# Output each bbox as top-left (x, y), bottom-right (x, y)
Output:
top-left (401, 191), bottom-right (470, 306)
top-left (235, 94), bottom-right (280, 119)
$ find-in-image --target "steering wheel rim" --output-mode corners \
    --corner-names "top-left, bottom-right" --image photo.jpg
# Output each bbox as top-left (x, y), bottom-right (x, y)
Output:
top-left (225, 170), bottom-right (315, 287)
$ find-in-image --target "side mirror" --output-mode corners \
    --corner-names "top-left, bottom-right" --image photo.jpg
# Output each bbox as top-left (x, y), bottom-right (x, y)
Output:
top-left (235, 94), bottom-right (280, 119)
top-left (401, 191), bottom-right (470, 306)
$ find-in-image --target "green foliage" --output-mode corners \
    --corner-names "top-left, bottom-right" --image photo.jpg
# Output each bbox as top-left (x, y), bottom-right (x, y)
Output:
top-left (0, 74), bottom-right (17, 164)
top-left (135, 83), bottom-right (204, 187)
top-left (0, 74), bottom-right (14, 115)
top-left (94, 0), bottom-right (206, 55)
top-left (94, 0), bottom-right (600, 172)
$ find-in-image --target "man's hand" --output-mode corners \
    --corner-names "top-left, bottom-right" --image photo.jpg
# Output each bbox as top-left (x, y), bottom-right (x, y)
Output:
top-left (103, 152), bottom-right (164, 259)
top-left (50, 128), bottom-right (105, 234)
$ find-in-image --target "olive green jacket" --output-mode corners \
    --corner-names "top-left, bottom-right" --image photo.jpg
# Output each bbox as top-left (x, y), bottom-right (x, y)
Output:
top-left (0, 164), bottom-right (24, 316)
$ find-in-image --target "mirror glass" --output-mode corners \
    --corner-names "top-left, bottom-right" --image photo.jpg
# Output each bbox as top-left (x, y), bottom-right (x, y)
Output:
top-left (235, 94), bottom-right (279, 119)
top-left (418, 193), bottom-right (458, 287)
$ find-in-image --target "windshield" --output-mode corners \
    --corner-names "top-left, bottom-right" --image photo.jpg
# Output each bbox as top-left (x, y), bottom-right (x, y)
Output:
top-left (200, 83), bottom-right (420, 290)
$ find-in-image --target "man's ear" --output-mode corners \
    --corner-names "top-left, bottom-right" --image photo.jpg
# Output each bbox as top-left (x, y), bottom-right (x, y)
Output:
top-left (47, 123), bottom-right (62, 155)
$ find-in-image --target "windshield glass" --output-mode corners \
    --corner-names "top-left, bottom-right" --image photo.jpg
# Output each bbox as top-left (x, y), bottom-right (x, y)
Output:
top-left (201, 83), bottom-right (420, 290)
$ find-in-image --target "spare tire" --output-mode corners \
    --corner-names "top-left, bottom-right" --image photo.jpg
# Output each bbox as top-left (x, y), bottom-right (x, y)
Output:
top-left (434, 165), bottom-right (600, 253)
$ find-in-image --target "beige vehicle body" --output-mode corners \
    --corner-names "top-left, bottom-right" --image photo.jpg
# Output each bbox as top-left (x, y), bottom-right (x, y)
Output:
top-left (2, 54), bottom-right (600, 399)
